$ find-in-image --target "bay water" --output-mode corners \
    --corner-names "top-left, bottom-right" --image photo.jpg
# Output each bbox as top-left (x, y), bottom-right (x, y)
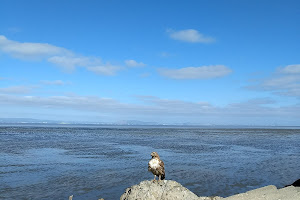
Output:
top-left (0, 125), bottom-right (299, 200)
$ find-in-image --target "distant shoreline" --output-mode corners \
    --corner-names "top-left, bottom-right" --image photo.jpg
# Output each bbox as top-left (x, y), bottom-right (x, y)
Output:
top-left (0, 122), bottom-right (300, 129)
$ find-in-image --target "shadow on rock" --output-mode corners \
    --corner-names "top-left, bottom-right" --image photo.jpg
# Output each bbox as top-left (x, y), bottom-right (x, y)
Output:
top-left (285, 179), bottom-right (300, 187)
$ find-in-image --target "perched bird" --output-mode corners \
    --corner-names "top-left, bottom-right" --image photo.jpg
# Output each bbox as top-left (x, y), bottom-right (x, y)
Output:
top-left (148, 152), bottom-right (165, 181)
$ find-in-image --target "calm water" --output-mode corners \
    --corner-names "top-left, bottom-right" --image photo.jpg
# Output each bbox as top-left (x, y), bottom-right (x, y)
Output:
top-left (0, 125), bottom-right (299, 200)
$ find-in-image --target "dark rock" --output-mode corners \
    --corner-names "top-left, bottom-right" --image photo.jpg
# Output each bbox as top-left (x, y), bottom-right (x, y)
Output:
top-left (285, 179), bottom-right (300, 187)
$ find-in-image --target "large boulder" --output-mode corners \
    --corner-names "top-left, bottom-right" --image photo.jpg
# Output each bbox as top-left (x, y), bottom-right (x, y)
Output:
top-left (224, 185), bottom-right (300, 200)
top-left (120, 180), bottom-right (300, 200)
top-left (120, 180), bottom-right (222, 200)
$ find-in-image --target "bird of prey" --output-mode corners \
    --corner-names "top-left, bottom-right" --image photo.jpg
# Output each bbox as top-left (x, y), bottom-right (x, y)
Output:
top-left (148, 152), bottom-right (165, 181)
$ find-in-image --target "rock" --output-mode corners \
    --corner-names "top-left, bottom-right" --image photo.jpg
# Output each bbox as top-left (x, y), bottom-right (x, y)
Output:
top-left (223, 185), bottom-right (300, 200)
top-left (285, 179), bottom-right (300, 187)
top-left (120, 180), bottom-right (222, 200)
top-left (120, 180), bottom-right (300, 200)
top-left (293, 179), bottom-right (300, 187)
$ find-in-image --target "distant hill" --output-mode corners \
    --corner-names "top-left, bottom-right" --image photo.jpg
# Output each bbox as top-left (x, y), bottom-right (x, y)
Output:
top-left (0, 118), bottom-right (161, 125)
top-left (0, 118), bottom-right (60, 124)
top-left (115, 120), bottom-right (160, 125)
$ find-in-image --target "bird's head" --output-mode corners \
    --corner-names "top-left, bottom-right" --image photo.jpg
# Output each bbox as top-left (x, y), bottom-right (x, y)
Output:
top-left (151, 152), bottom-right (160, 158)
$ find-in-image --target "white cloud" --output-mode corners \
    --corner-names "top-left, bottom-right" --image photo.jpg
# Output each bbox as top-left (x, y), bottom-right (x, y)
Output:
top-left (125, 59), bottom-right (146, 67)
top-left (0, 35), bottom-right (125, 76)
top-left (262, 75), bottom-right (300, 87)
top-left (87, 65), bottom-right (123, 76)
top-left (40, 80), bottom-right (69, 86)
top-left (0, 93), bottom-right (135, 115)
top-left (136, 95), bottom-right (216, 114)
top-left (0, 81), bottom-right (70, 95)
top-left (0, 85), bottom-right (37, 94)
top-left (47, 56), bottom-right (102, 71)
top-left (247, 65), bottom-right (300, 97)
top-left (167, 29), bottom-right (215, 43)
top-left (0, 35), bottom-right (69, 59)
top-left (158, 65), bottom-right (232, 80)
top-left (277, 64), bottom-right (300, 74)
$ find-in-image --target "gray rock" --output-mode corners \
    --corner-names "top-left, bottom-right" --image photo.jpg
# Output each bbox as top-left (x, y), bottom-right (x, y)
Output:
top-left (120, 180), bottom-right (300, 200)
top-left (223, 185), bottom-right (300, 200)
top-left (120, 180), bottom-right (222, 200)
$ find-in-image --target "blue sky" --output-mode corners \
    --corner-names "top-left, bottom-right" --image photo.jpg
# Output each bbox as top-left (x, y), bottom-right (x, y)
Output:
top-left (0, 0), bottom-right (300, 125)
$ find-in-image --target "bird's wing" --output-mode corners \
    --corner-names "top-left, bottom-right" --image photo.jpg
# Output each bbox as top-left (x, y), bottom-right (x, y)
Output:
top-left (158, 160), bottom-right (165, 174)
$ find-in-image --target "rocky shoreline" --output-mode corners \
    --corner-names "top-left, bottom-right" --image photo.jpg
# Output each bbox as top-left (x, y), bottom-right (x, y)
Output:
top-left (68, 179), bottom-right (300, 200)
top-left (120, 180), bottom-right (300, 200)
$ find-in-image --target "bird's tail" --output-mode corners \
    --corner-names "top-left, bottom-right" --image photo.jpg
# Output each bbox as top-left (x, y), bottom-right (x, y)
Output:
top-left (161, 173), bottom-right (165, 180)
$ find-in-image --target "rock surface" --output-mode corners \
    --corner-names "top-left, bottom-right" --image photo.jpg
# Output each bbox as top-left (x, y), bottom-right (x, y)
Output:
top-left (120, 180), bottom-right (300, 200)
top-left (120, 180), bottom-right (222, 200)
top-left (224, 185), bottom-right (300, 200)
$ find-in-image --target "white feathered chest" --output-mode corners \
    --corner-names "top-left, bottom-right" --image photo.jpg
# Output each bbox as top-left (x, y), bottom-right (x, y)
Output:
top-left (149, 158), bottom-right (160, 169)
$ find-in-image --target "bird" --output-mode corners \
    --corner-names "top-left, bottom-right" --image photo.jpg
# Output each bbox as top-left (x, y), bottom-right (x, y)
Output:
top-left (148, 152), bottom-right (165, 181)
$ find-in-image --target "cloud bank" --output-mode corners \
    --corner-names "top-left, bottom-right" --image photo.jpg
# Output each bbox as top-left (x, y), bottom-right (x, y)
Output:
top-left (0, 85), bottom-right (37, 94)
top-left (247, 64), bottom-right (300, 97)
top-left (0, 91), bottom-right (299, 125)
top-left (158, 65), bottom-right (232, 80)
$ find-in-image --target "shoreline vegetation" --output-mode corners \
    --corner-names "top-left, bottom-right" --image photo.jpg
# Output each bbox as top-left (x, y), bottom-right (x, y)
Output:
top-left (68, 179), bottom-right (300, 200)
